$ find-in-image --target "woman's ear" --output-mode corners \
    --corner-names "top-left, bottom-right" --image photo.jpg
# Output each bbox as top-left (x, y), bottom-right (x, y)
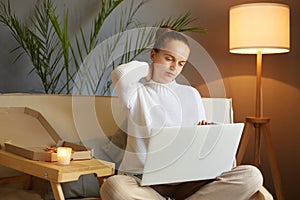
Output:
top-left (150, 49), bottom-right (156, 60)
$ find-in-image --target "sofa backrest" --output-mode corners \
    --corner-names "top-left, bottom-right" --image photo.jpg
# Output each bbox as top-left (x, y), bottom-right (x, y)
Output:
top-left (0, 94), bottom-right (232, 142)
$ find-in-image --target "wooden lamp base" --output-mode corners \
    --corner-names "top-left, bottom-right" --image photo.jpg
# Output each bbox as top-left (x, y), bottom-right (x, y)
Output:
top-left (237, 116), bottom-right (285, 200)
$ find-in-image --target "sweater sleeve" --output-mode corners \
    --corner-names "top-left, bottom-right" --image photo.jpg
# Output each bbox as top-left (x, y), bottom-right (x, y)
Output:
top-left (111, 61), bottom-right (149, 108)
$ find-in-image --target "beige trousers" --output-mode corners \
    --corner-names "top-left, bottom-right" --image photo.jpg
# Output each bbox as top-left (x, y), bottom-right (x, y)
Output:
top-left (100, 165), bottom-right (263, 200)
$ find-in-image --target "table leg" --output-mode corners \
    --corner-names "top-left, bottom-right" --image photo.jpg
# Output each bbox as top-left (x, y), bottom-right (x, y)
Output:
top-left (50, 181), bottom-right (65, 200)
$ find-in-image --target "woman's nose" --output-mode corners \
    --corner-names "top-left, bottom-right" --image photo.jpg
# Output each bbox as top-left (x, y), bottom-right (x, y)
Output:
top-left (170, 62), bottom-right (179, 70)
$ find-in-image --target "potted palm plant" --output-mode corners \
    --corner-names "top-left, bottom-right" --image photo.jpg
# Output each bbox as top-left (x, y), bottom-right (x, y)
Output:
top-left (0, 0), bottom-right (206, 95)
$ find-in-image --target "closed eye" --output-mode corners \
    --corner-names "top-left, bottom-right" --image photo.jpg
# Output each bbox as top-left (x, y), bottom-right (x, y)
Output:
top-left (165, 55), bottom-right (174, 62)
top-left (178, 61), bottom-right (186, 67)
top-left (163, 52), bottom-right (187, 67)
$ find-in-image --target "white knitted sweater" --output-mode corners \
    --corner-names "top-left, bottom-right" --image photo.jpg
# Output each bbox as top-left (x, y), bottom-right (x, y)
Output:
top-left (111, 60), bottom-right (206, 173)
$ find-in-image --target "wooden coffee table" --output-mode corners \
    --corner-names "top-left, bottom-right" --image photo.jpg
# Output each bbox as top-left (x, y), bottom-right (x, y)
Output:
top-left (0, 150), bottom-right (114, 200)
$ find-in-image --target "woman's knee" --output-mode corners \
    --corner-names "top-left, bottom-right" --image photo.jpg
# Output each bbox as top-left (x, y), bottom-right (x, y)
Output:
top-left (236, 165), bottom-right (263, 190)
top-left (100, 175), bottom-right (128, 200)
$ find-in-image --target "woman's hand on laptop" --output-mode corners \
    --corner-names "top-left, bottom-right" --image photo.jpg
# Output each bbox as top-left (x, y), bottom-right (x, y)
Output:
top-left (198, 120), bottom-right (220, 125)
top-left (198, 120), bottom-right (208, 125)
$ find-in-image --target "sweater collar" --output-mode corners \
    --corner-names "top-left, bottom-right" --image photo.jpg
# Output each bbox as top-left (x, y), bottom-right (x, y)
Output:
top-left (145, 79), bottom-right (178, 91)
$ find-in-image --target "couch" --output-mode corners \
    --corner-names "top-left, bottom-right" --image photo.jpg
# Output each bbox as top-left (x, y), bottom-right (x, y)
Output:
top-left (0, 94), bottom-right (273, 200)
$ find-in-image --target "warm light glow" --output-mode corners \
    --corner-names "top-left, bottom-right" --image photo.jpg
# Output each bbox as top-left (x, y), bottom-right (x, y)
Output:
top-left (229, 3), bottom-right (290, 54)
top-left (57, 147), bottom-right (72, 165)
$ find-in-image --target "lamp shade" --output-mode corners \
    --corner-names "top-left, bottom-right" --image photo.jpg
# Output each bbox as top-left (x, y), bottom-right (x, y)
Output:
top-left (230, 3), bottom-right (290, 54)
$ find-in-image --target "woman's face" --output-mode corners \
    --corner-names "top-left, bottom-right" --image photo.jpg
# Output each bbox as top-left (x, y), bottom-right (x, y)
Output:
top-left (150, 40), bottom-right (190, 84)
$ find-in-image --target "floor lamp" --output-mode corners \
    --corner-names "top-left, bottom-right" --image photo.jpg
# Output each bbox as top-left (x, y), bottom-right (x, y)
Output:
top-left (229, 3), bottom-right (290, 200)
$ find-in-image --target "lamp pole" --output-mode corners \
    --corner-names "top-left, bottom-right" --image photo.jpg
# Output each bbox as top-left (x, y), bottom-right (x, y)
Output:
top-left (253, 51), bottom-right (263, 166)
top-left (256, 51), bottom-right (262, 118)
top-left (240, 51), bottom-right (285, 199)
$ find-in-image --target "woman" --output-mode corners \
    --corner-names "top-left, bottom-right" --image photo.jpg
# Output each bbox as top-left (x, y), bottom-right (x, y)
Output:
top-left (100, 27), bottom-right (263, 200)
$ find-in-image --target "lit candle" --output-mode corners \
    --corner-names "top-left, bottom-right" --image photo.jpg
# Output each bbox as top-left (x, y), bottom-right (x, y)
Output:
top-left (57, 147), bottom-right (72, 165)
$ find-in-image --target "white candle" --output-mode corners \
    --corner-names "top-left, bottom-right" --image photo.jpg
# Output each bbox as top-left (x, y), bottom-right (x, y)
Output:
top-left (57, 147), bottom-right (72, 165)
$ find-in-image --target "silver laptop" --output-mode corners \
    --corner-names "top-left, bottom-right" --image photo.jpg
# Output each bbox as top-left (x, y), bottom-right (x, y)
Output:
top-left (135, 123), bottom-right (244, 186)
